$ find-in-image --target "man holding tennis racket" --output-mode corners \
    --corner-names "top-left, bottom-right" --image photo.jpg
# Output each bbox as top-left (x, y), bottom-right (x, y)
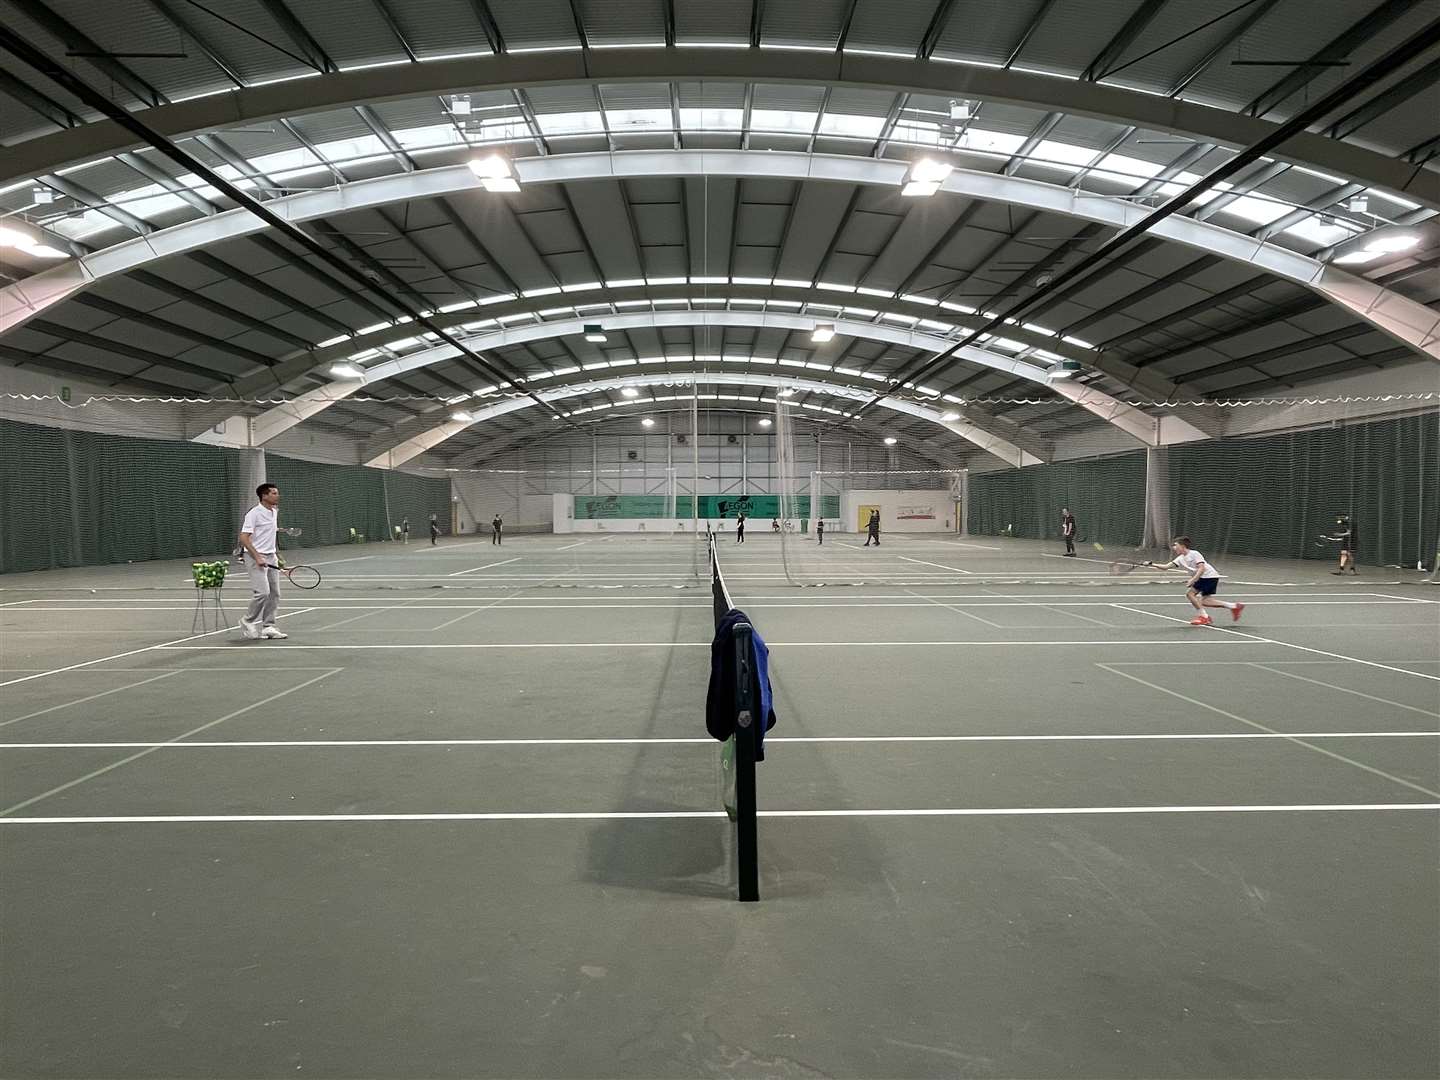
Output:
top-left (237, 483), bottom-right (287, 641)
top-left (1149, 537), bottom-right (1243, 626)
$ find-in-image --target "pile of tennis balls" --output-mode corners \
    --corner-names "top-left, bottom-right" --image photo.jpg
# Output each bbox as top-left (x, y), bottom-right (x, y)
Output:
top-left (191, 561), bottom-right (228, 589)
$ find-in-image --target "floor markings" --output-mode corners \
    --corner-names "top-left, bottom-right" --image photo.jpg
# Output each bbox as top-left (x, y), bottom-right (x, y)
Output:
top-left (0, 671), bottom-right (184, 729)
top-left (0, 608), bottom-right (314, 687)
top-left (2, 804), bottom-right (1434, 825)
top-left (1096, 664), bottom-right (1440, 800)
top-left (0, 669), bottom-right (343, 817)
top-left (1248, 664), bottom-right (1440, 719)
top-left (445, 556), bottom-right (523, 577)
top-left (897, 555), bottom-right (973, 575)
top-left (4, 732), bottom-right (1435, 750)
top-left (158, 638), bottom-right (1265, 651)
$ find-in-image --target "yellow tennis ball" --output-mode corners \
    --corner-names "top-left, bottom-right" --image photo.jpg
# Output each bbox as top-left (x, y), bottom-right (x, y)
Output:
top-left (1093, 543), bottom-right (1104, 551)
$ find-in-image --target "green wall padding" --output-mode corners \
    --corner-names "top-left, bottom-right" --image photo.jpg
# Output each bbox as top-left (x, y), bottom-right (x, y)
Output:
top-left (0, 418), bottom-right (453, 574)
top-left (0, 418), bottom-right (247, 574)
top-left (1169, 412), bottom-right (1440, 568)
top-left (261, 454), bottom-right (451, 548)
top-left (967, 452), bottom-right (1146, 547)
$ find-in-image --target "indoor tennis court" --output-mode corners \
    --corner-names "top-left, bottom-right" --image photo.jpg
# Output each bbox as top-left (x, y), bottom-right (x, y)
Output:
top-left (2, 534), bottom-right (1436, 1077)
top-left (4, 0), bottom-right (1440, 1076)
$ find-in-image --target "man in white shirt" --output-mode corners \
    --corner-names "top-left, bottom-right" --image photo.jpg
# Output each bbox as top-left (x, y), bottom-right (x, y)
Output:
top-left (237, 483), bottom-right (287, 641)
top-left (1150, 536), bottom-right (1244, 627)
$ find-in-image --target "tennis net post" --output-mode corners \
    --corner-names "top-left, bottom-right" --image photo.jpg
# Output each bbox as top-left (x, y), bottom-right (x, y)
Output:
top-left (711, 533), bottom-right (760, 903)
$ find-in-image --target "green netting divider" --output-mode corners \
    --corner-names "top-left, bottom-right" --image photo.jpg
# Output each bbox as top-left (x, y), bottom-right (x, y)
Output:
top-left (1169, 412), bottom-right (1440, 568)
top-left (261, 453), bottom-right (451, 548)
top-left (574, 494), bottom-right (840, 519)
top-left (966, 451), bottom-right (1146, 547)
top-left (0, 417), bottom-right (248, 574)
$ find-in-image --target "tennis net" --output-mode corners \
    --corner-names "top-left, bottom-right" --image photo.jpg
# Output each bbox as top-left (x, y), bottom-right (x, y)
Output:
top-left (711, 531), bottom-right (736, 630)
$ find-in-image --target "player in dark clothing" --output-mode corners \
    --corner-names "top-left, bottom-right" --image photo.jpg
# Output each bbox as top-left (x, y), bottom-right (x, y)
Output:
top-left (864, 509), bottom-right (881, 547)
top-left (816, 518), bottom-right (825, 545)
top-left (429, 514), bottom-right (440, 546)
top-left (1331, 515), bottom-right (1358, 575)
top-left (491, 514), bottom-right (503, 545)
top-left (736, 513), bottom-right (746, 544)
top-left (1061, 508), bottom-right (1077, 556)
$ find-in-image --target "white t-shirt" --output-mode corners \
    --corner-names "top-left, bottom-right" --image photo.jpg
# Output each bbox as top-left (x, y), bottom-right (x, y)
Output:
top-left (241, 503), bottom-right (278, 556)
top-left (1175, 549), bottom-right (1219, 579)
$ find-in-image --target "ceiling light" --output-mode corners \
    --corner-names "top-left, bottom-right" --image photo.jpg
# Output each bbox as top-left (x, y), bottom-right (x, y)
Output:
top-left (1046, 360), bottom-right (1083, 381)
top-left (940, 411), bottom-right (960, 422)
top-left (1345, 194), bottom-right (1368, 214)
top-left (450, 410), bottom-right (475, 423)
top-left (901, 180), bottom-right (941, 198)
top-left (16, 242), bottom-right (68, 259)
top-left (584, 324), bottom-right (607, 342)
top-left (449, 95), bottom-right (472, 116)
top-left (778, 388), bottom-right (796, 397)
top-left (908, 158), bottom-right (953, 185)
top-left (0, 225), bottom-right (35, 249)
top-left (31, 187), bottom-right (56, 205)
top-left (1363, 233), bottom-right (1419, 254)
top-left (948, 99), bottom-right (972, 121)
top-left (620, 386), bottom-right (640, 398)
top-left (1332, 250), bottom-right (1382, 266)
top-left (883, 436), bottom-right (898, 445)
top-left (811, 323), bottom-right (836, 343)
top-left (758, 418), bottom-right (772, 427)
top-left (328, 363), bottom-right (365, 378)
top-left (468, 154), bottom-right (519, 192)
top-left (641, 417), bottom-right (655, 427)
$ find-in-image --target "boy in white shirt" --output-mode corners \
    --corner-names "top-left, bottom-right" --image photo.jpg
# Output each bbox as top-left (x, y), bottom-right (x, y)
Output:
top-left (1149, 536), bottom-right (1244, 627)
top-left (237, 483), bottom-right (287, 640)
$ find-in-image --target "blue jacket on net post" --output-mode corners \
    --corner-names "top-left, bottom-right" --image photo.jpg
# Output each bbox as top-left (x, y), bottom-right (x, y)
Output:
top-left (706, 608), bottom-right (777, 760)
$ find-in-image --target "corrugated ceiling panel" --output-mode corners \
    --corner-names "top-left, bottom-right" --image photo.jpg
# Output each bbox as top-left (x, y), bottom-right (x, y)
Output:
top-left (846, 0), bottom-right (941, 54)
top-left (598, 83), bottom-right (673, 110)
top-left (825, 86), bottom-right (899, 118)
top-left (673, 0), bottom-right (750, 43)
top-left (1177, 0), bottom-right (1370, 113)
top-left (43, 0), bottom-right (235, 99)
top-left (298, 0), bottom-right (409, 69)
top-left (526, 83), bottom-right (603, 113)
top-left (369, 98), bottom-right (450, 133)
top-left (159, 0), bottom-right (314, 86)
top-left (753, 83), bottom-right (826, 112)
top-left (389, 0), bottom-right (493, 58)
top-left (762, 0), bottom-right (849, 48)
top-left (1009, 0), bottom-right (1140, 77)
top-left (576, 0), bottom-right (667, 45)
top-left (930, 0), bottom-right (1048, 67)
top-left (489, 0), bottom-right (582, 50)
top-left (288, 107), bottom-right (380, 146)
top-left (676, 81), bottom-right (746, 108)
top-left (1098, 0), bottom-right (1259, 95)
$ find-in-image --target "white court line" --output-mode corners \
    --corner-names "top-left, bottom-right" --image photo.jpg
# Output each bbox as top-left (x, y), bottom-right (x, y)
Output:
top-left (159, 639), bottom-right (1265, 651)
top-left (0, 671), bottom-right (184, 729)
top-left (6, 732), bottom-right (1436, 749)
top-left (2, 803), bottom-right (1434, 824)
top-left (1111, 604), bottom-right (1440, 682)
top-left (0, 669), bottom-right (343, 817)
top-left (312, 594), bottom-right (429, 632)
top-left (1248, 664), bottom-right (1440, 719)
top-left (9, 591), bottom-right (1417, 604)
top-left (903, 587), bottom-right (1003, 628)
top-left (299, 555), bottom-right (376, 567)
top-left (0, 608), bottom-right (315, 688)
top-left (1097, 664), bottom-right (1440, 800)
top-left (557, 540), bottom-right (593, 551)
top-left (446, 556), bottom-right (523, 577)
top-left (898, 555), bottom-right (973, 575)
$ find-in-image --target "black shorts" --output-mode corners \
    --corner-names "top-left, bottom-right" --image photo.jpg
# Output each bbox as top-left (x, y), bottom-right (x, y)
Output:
top-left (1191, 578), bottom-right (1219, 596)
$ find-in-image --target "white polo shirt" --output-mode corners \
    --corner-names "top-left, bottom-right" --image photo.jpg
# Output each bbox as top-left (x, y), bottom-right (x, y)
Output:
top-left (241, 503), bottom-right (278, 556)
top-left (1175, 549), bottom-right (1219, 579)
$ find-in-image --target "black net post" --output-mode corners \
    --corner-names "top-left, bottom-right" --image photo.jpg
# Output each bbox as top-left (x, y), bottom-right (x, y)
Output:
top-left (732, 622), bottom-right (759, 903)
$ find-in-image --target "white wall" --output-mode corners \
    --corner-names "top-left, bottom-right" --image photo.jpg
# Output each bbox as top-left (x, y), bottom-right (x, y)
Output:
top-left (841, 489), bottom-right (959, 533)
top-left (451, 472), bottom-right (554, 534)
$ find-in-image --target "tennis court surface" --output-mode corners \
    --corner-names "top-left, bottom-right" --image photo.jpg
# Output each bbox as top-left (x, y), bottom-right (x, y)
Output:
top-left (2, 533), bottom-right (1436, 1078)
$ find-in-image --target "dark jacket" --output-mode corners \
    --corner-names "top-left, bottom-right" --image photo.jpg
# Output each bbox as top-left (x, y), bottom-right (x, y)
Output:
top-left (706, 607), bottom-right (776, 760)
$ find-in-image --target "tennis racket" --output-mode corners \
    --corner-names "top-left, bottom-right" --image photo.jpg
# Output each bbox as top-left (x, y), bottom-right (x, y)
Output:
top-left (1108, 559), bottom-right (1153, 576)
top-left (274, 561), bottom-right (321, 589)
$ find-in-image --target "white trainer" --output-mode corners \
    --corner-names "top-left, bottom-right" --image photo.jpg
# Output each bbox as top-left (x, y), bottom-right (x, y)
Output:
top-left (260, 626), bottom-right (288, 640)
top-left (238, 618), bottom-right (261, 640)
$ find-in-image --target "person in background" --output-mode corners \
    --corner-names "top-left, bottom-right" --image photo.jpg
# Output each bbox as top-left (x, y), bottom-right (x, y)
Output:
top-left (736, 512), bottom-right (747, 544)
top-left (816, 518), bottom-right (825, 545)
top-left (237, 483), bottom-right (287, 641)
top-left (1148, 536), bottom-right (1244, 627)
top-left (400, 517), bottom-right (410, 544)
top-left (1332, 514), bottom-right (1359, 576)
top-left (864, 508), bottom-right (881, 547)
top-left (1061, 508), bottom-right (1077, 556)
top-left (771, 518), bottom-right (781, 532)
top-left (491, 514), bottom-right (503, 545)
top-left (429, 513), bottom-right (440, 546)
